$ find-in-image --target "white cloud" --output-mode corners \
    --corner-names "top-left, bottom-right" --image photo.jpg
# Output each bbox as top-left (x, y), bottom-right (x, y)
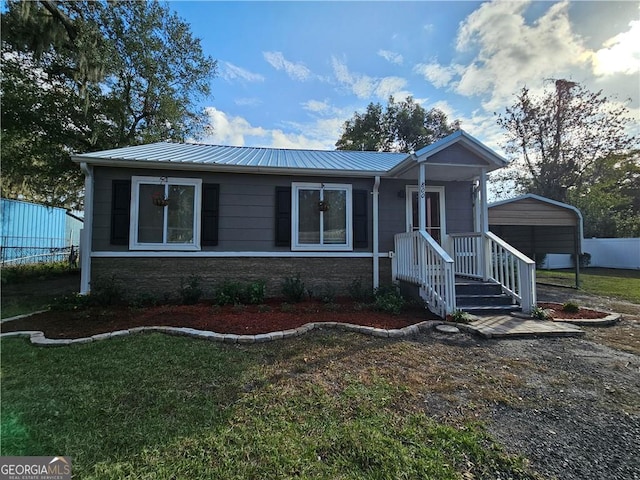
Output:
top-left (302, 99), bottom-right (330, 113)
top-left (202, 107), bottom-right (267, 146)
top-left (414, 62), bottom-right (465, 88)
top-left (202, 107), bottom-right (340, 150)
top-left (235, 97), bottom-right (262, 107)
top-left (220, 62), bottom-right (264, 83)
top-left (420, 1), bottom-right (596, 110)
top-left (378, 49), bottom-right (404, 65)
top-left (592, 20), bottom-right (640, 76)
top-left (263, 51), bottom-right (312, 81)
top-left (331, 56), bottom-right (412, 100)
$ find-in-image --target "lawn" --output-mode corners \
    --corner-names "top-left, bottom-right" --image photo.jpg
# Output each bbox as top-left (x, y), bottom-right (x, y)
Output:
top-left (536, 267), bottom-right (640, 303)
top-left (1, 333), bottom-right (538, 479)
top-left (1, 264), bottom-right (80, 319)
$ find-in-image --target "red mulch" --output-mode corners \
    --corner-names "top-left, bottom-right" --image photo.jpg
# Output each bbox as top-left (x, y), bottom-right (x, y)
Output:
top-left (538, 303), bottom-right (609, 320)
top-left (1, 298), bottom-right (438, 339)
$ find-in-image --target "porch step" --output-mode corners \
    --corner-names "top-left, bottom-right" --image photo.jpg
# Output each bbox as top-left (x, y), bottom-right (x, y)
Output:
top-left (455, 279), bottom-right (521, 315)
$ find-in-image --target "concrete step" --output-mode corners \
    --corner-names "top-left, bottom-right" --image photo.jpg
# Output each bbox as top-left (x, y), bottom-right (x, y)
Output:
top-left (455, 281), bottom-right (503, 296)
top-left (458, 304), bottom-right (522, 315)
top-left (457, 293), bottom-right (515, 306)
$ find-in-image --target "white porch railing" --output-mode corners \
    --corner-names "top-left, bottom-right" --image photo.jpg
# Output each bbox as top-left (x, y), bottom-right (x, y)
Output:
top-left (451, 232), bottom-right (536, 314)
top-left (394, 231), bottom-right (456, 317)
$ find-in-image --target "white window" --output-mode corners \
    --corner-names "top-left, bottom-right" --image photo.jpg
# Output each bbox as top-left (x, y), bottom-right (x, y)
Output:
top-left (130, 176), bottom-right (202, 250)
top-left (292, 183), bottom-right (352, 251)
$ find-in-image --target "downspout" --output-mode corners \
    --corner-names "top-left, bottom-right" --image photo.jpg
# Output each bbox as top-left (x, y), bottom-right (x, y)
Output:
top-left (79, 162), bottom-right (93, 295)
top-left (372, 175), bottom-right (381, 289)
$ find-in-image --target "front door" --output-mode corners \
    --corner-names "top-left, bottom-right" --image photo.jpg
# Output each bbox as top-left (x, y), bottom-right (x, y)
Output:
top-left (406, 185), bottom-right (445, 244)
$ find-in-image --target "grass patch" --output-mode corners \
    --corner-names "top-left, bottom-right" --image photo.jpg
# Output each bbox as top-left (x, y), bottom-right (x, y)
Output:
top-left (1, 333), bottom-right (539, 479)
top-left (536, 268), bottom-right (640, 303)
top-left (1, 273), bottom-right (80, 319)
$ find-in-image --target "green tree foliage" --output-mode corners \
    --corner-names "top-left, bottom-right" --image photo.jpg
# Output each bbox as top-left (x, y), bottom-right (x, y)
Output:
top-left (495, 79), bottom-right (638, 237)
top-left (336, 96), bottom-right (459, 153)
top-left (1, 1), bottom-right (217, 208)
top-left (567, 151), bottom-right (640, 237)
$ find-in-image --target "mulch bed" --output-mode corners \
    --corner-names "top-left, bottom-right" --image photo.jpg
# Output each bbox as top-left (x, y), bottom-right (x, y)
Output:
top-left (1, 298), bottom-right (438, 339)
top-left (537, 302), bottom-right (609, 320)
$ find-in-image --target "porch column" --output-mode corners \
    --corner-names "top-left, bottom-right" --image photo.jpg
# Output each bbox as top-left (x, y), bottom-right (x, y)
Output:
top-left (480, 168), bottom-right (490, 281)
top-left (480, 168), bottom-right (488, 233)
top-left (418, 162), bottom-right (426, 232)
top-left (79, 162), bottom-right (93, 295)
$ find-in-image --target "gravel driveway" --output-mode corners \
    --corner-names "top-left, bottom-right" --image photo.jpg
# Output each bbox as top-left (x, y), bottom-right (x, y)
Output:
top-left (482, 284), bottom-right (640, 480)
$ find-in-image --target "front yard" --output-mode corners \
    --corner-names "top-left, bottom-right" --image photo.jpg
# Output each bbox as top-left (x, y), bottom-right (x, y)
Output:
top-left (1, 271), bottom-right (639, 479)
top-left (2, 332), bottom-right (540, 479)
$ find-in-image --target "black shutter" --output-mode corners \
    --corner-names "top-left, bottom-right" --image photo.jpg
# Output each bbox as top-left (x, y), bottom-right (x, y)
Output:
top-left (353, 189), bottom-right (368, 248)
top-left (110, 180), bottom-right (131, 245)
top-left (201, 183), bottom-right (220, 246)
top-left (275, 186), bottom-right (291, 247)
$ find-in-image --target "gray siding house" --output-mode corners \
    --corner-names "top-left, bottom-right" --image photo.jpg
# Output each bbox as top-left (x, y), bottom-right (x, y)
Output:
top-left (72, 130), bottom-right (536, 317)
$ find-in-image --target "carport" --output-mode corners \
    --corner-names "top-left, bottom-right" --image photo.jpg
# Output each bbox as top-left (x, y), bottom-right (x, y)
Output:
top-left (488, 194), bottom-right (584, 287)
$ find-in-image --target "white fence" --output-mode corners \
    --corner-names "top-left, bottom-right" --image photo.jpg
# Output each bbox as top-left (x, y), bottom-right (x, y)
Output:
top-left (541, 238), bottom-right (640, 270)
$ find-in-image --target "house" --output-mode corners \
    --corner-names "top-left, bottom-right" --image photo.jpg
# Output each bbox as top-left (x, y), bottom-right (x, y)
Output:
top-left (71, 129), bottom-right (536, 317)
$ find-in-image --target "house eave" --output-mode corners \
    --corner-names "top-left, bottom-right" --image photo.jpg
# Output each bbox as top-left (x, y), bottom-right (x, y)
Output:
top-left (70, 156), bottom-right (389, 178)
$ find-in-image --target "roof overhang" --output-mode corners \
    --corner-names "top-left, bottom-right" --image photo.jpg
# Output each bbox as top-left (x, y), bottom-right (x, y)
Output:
top-left (69, 155), bottom-right (391, 178)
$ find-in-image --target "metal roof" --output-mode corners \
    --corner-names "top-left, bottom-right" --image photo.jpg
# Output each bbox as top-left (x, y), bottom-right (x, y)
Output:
top-left (72, 142), bottom-right (410, 174)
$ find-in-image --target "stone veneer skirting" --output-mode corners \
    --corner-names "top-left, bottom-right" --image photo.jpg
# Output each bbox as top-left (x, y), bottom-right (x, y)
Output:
top-left (91, 256), bottom-right (393, 297)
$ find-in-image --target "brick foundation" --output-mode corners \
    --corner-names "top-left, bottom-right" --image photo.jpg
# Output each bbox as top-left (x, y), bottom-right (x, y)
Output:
top-left (91, 257), bottom-right (393, 298)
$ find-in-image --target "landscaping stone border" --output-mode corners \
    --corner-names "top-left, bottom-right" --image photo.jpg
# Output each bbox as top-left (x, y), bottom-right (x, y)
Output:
top-left (0, 320), bottom-right (441, 347)
top-left (511, 307), bottom-right (621, 326)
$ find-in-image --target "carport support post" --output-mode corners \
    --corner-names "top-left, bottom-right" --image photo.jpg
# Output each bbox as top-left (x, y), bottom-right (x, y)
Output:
top-left (574, 226), bottom-right (581, 288)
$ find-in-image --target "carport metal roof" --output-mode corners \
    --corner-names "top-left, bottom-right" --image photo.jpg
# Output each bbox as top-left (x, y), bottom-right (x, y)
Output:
top-left (489, 194), bottom-right (584, 287)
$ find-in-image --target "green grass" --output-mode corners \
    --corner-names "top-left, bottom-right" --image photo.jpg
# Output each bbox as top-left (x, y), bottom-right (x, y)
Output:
top-left (536, 268), bottom-right (640, 303)
top-left (1, 269), bottom-right (79, 319)
top-left (1, 334), bottom-right (538, 479)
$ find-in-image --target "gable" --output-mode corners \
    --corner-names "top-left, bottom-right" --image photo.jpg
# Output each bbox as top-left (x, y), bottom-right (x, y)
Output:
top-left (423, 143), bottom-right (492, 167)
top-left (489, 197), bottom-right (580, 226)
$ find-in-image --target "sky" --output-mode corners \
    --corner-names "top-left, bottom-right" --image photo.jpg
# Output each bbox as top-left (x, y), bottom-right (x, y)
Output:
top-left (169, 0), bottom-right (640, 156)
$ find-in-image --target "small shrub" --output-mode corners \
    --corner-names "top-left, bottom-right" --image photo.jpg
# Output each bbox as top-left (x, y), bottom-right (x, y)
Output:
top-left (215, 281), bottom-right (244, 305)
top-left (244, 280), bottom-right (266, 305)
top-left (449, 309), bottom-right (472, 323)
top-left (91, 274), bottom-right (128, 306)
top-left (257, 304), bottom-right (271, 313)
top-left (348, 277), bottom-right (373, 302)
top-left (129, 292), bottom-right (160, 309)
top-left (373, 284), bottom-right (405, 315)
top-left (281, 274), bottom-right (305, 303)
top-left (531, 306), bottom-right (551, 320)
top-left (562, 301), bottom-right (580, 313)
top-left (317, 284), bottom-right (337, 304)
top-left (49, 293), bottom-right (92, 311)
top-left (178, 275), bottom-right (203, 305)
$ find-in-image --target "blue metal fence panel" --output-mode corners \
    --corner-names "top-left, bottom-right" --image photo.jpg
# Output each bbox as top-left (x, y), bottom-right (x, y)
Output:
top-left (0, 198), bottom-right (78, 264)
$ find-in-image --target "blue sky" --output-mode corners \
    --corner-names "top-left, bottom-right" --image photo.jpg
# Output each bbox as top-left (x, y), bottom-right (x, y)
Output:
top-left (169, 1), bottom-right (640, 154)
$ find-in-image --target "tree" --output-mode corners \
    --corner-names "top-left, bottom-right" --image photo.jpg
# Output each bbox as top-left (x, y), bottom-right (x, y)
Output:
top-left (567, 151), bottom-right (640, 237)
top-left (1, 1), bottom-right (217, 208)
top-left (495, 79), bottom-right (636, 205)
top-left (336, 96), bottom-right (458, 153)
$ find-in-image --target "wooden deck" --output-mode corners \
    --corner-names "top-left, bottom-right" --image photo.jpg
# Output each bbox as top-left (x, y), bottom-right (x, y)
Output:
top-left (466, 315), bottom-right (585, 338)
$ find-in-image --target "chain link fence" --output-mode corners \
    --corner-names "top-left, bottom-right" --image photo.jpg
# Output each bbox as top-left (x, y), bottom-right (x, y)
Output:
top-left (1, 236), bottom-right (79, 266)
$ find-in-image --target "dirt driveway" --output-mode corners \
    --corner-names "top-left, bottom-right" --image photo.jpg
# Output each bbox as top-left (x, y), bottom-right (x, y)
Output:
top-left (480, 284), bottom-right (639, 480)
